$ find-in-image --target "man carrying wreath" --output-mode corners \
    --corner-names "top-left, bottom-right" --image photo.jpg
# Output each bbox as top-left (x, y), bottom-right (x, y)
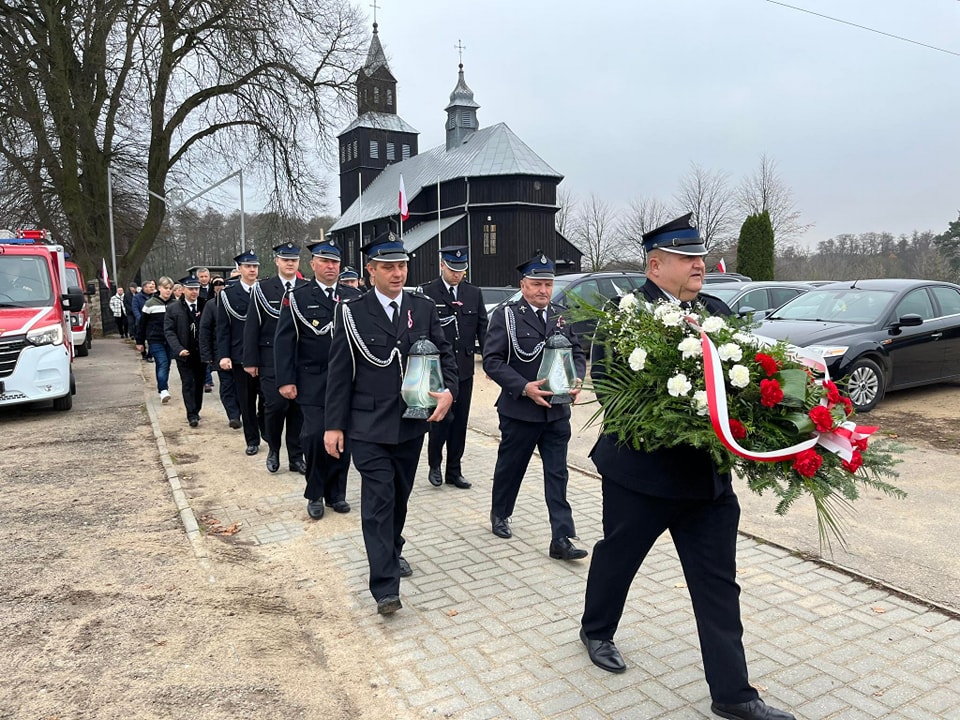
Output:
top-left (579, 214), bottom-right (795, 720)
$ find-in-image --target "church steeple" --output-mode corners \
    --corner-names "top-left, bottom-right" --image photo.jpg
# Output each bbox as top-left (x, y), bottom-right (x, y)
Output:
top-left (445, 56), bottom-right (480, 151)
top-left (357, 22), bottom-right (398, 115)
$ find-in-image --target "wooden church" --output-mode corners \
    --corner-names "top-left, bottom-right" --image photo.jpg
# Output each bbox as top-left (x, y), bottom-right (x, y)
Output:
top-left (328, 23), bottom-right (581, 287)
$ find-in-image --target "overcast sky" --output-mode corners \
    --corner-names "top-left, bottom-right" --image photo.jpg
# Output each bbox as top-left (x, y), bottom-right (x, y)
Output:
top-left (318, 0), bottom-right (954, 247)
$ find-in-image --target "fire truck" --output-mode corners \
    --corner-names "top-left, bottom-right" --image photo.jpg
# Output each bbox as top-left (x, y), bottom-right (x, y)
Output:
top-left (0, 229), bottom-right (86, 410)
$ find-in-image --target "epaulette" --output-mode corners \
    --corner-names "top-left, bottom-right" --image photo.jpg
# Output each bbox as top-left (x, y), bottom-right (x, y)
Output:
top-left (407, 289), bottom-right (432, 301)
top-left (340, 294), bottom-right (362, 303)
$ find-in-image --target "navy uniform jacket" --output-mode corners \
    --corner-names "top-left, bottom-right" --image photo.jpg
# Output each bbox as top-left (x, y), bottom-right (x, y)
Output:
top-left (325, 290), bottom-right (459, 445)
top-left (274, 281), bottom-right (362, 406)
top-left (216, 282), bottom-right (251, 364)
top-left (482, 298), bottom-right (587, 423)
top-left (164, 297), bottom-right (205, 357)
top-left (417, 278), bottom-right (488, 381)
top-left (199, 295), bottom-right (219, 364)
top-left (590, 278), bottom-right (734, 500)
top-left (242, 276), bottom-right (307, 369)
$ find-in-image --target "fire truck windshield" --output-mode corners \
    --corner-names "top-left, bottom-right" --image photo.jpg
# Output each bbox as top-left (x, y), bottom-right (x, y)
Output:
top-left (0, 255), bottom-right (55, 306)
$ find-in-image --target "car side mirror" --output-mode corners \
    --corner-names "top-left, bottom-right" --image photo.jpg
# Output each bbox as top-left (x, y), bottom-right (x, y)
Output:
top-left (737, 305), bottom-right (758, 317)
top-left (85, 280), bottom-right (97, 296)
top-left (894, 313), bottom-right (923, 329)
top-left (62, 287), bottom-right (86, 312)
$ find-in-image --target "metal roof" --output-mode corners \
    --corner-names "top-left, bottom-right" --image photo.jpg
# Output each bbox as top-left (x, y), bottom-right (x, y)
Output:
top-left (401, 214), bottom-right (466, 254)
top-left (330, 122), bottom-right (562, 231)
top-left (338, 111), bottom-right (419, 138)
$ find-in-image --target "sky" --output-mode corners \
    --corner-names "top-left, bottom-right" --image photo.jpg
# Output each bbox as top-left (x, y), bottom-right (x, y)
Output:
top-left (223, 1), bottom-right (960, 248)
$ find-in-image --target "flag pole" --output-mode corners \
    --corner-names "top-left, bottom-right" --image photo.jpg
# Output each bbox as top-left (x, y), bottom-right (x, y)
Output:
top-left (437, 175), bottom-right (442, 274)
top-left (358, 172), bottom-right (362, 264)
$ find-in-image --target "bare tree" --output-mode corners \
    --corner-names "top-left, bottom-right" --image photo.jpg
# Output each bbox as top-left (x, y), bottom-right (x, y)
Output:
top-left (737, 153), bottom-right (812, 248)
top-left (674, 163), bottom-right (736, 251)
top-left (570, 193), bottom-right (622, 271)
top-left (0, 0), bottom-right (365, 284)
top-left (618, 195), bottom-right (674, 263)
top-left (555, 186), bottom-right (578, 238)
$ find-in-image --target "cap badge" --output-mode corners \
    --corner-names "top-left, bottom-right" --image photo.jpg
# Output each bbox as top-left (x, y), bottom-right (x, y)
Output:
top-left (539, 254), bottom-right (547, 264)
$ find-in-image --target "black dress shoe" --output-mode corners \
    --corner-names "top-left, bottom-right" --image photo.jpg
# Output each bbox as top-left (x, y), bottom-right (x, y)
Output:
top-left (398, 557), bottom-right (413, 577)
top-left (549, 537), bottom-right (588, 560)
top-left (188, 418), bottom-right (199, 428)
top-left (307, 499), bottom-right (325, 519)
top-left (245, 444), bottom-right (259, 456)
top-left (377, 595), bottom-right (402, 615)
top-left (289, 458), bottom-right (307, 474)
top-left (328, 500), bottom-right (351, 514)
top-left (428, 466), bottom-right (443, 487)
top-left (580, 628), bottom-right (626, 673)
top-left (490, 512), bottom-right (512, 539)
top-left (265, 450), bottom-right (280, 473)
top-left (711, 699), bottom-right (795, 720)
top-left (445, 475), bottom-right (472, 489)
top-left (228, 418), bottom-right (242, 429)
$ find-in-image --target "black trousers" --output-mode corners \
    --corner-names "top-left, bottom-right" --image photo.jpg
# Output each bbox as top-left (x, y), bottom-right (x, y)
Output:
top-left (232, 365), bottom-right (261, 447)
top-left (175, 355), bottom-right (205, 421)
top-left (217, 367), bottom-right (240, 421)
top-left (490, 414), bottom-right (576, 540)
top-left (580, 477), bottom-right (757, 705)
top-left (300, 404), bottom-right (349, 503)
top-left (114, 314), bottom-right (128, 337)
top-left (428, 375), bottom-right (473, 479)
top-left (259, 360), bottom-right (303, 461)
top-left (351, 436), bottom-right (423, 601)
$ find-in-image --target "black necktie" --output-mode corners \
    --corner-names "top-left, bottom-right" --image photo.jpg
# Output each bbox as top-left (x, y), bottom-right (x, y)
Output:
top-left (449, 285), bottom-right (456, 301)
top-left (325, 287), bottom-right (334, 301)
top-left (189, 303), bottom-right (196, 316)
top-left (680, 300), bottom-right (692, 310)
top-left (389, 300), bottom-right (400, 330)
top-left (285, 281), bottom-right (293, 293)
top-left (536, 308), bottom-right (546, 330)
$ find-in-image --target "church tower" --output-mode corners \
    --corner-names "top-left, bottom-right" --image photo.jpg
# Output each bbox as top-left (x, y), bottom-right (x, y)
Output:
top-left (445, 62), bottom-right (480, 150)
top-left (338, 22), bottom-right (419, 213)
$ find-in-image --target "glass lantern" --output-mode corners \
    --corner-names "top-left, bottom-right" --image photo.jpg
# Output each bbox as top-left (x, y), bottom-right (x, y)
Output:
top-left (536, 333), bottom-right (577, 405)
top-left (401, 337), bottom-right (445, 419)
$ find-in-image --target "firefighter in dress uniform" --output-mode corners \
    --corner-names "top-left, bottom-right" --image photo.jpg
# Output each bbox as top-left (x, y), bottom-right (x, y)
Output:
top-left (275, 239), bottom-right (362, 519)
top-left (417, 245), bottom-right (488, 489)
top-left (243, 242), bottom-right (308, 474)
top-left (323, 232), bottom-right (458, 615)
top-left (164, 274), bottom-right (206, 427)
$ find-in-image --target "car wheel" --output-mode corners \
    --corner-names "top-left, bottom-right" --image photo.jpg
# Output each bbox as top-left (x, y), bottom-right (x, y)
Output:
top-left (844, 357), bottom-right (884, 412)
top-left (52, 392), bottom-right (73, 411)
top-left (75, 330), bottom-right (89, 357)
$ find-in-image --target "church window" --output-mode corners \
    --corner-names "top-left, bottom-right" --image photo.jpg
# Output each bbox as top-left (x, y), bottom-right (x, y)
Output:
top-left (402, 144), bottom-right (411, 159)
top-left (341, 144), bottom-right (346, 163)
top-left (369, 140), bottom-right (379, 159)
top-left (345, 143), bottom-right (351, 161)
top-left (483, 224), bottom-right (497, 255)
top-left (387, 142), bottom-right (395, 160)
top-left (374, 87), bottom-right (380, 105)
top-left (461, 110), bottom-right (473, 127)
top-left (352, 140), bottom-right (358, 158)
top-left (387, 89), bottom-right (393, 106)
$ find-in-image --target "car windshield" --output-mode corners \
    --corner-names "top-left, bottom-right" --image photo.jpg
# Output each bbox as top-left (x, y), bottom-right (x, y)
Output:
top-left (0, 255), bottom-right (55, 307)
top-left (706, 286), bottom-right (742, 302)
top-left (768, 288), bottom-right (895, 324)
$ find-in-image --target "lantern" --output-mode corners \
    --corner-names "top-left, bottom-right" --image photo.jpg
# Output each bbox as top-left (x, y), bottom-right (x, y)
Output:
top-left (401, 337), bottom-right (445, 419)
top-left (537, 333), bottom-right (577, 405)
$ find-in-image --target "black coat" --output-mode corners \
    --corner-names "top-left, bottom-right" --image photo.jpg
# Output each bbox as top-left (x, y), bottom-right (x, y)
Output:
top-left (164, 297), bottom-right (205, 357)
top-left (242, 276), bottom-right (307, 369)
top-left (215, 282), bottom-right (252, 364)
top-left (482, 297), bottom-right (587, 423)
top-left (199, 296), bottom-right (219, 364)
top-left (325, 289), bottom-right (458, 445)
top-left (417, 278), bottom-right (488, 381)
top-left (274, 281), bottom-right (362, 406)
top-left (590, 278), bottom-right (735, 500)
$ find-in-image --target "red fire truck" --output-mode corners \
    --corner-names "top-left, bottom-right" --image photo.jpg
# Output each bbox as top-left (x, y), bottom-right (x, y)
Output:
top-left (0, 229), bottom-right (85, 410)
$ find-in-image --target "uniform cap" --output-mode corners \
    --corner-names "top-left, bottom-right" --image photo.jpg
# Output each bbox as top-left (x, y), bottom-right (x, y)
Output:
top-left (642, 213), bottom-right (707, 256)
top-left (306, 239), bottom-right (341, 259)
top-left (178, 275), bottom-right (201, 288)
top-left (338, 266), bottom-right (359, 281)
top-left (439, 245), bottom-right (469, 271)
top-left (273, 242), bottom-right (302, 259)
top-left (517, 250), bottom-right (555, 279)
top-left (362, 231), bottom-right (408, 263)
top-left (233, 250), bottom-right (259, 266)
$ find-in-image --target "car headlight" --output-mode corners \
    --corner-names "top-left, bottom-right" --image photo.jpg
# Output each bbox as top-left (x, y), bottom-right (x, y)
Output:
top-left (804, 344), bottom-right (848, 359)
top-left (26, 323), bottom-right (64, 347)
top-left (70, 314), bottom-right (81, 326)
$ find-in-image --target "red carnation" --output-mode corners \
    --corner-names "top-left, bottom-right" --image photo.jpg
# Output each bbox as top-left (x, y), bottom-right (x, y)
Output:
top-left (755, 352), bottom-right (780, 377)
top-left (759, 378), bottom-right (784, 408)
top-left (729, 419), bottom-right (747, 440)
top-left (840, 397), bottom-right (854, 416)
top-left (852, 436), bottom-right (869, 452)
top-left (842, 450), bottom-right (863, 473)
top-left (809, 405), bottom-right (835, 433)
top-left (792, 448), bottom-right (823, 477)
top-left (823, 380), bottom-right (841, 405)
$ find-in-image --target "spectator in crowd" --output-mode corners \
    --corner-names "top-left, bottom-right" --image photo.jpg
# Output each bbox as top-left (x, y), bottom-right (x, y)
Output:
top-left (133, 279), bottom-right (156, 361)
top-left (109, 287), bottom-right (128, 338)
top-left (124, 283), bottom-right (136, 336)
top-left (136, 276), bottom-right (175, 403)
top-left (172, 283), bottom-right (184, 300)
top-left (197, 267), bottom-right (212, 300)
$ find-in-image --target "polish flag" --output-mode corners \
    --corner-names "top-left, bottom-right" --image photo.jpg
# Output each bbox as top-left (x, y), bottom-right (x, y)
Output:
top-left (101, 258), bottom-right (110, 288)
top-left (716, 257), bottom-right (727, 273)
top-left (398, 174), bottom-right (409, 221)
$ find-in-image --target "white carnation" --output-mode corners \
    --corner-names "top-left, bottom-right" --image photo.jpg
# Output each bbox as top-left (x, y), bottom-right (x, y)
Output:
top-left (628, 347), bottom-right (647, 371)
top-left (692, 389), bottom-right (709, 416)
top-left (658, 308), bottom-right (684, 327)
top-left (729, 364), bottom-right (750, 388)
top-left (619, 293), bottom-right (637, 312)
top-left (734, 332), bottom-right (759, 346)
top-left (717, 343), bottom-right (743, 362)
top-left (677, 337), bottom-right (702, 359)
top-left (700, 316), bottom-right (727, 333)
top-left (667, 373), bottom-right (692, 397)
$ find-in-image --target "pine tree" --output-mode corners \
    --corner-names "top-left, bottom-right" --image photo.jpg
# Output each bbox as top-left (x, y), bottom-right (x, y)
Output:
top-left (736, 211), bottom-right (775, 280)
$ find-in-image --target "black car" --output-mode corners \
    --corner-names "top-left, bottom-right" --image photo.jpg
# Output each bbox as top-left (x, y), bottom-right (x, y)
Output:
top-left (755, 279), bottom-right (960, 411)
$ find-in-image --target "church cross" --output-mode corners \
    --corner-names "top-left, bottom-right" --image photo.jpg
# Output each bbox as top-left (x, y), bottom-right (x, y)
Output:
top-left (455, 39), bottom-right (466, 66)
top-left (370, 0), bottom-right (380, 24)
